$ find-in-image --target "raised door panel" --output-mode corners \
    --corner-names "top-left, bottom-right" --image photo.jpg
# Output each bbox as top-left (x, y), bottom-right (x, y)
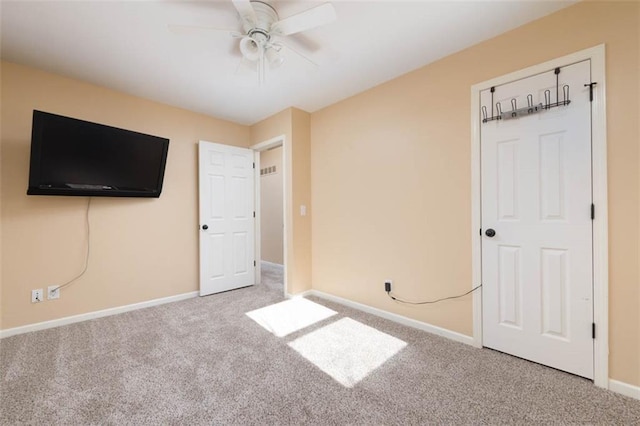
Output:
top-left (498, 245), bottom-right (522, 328)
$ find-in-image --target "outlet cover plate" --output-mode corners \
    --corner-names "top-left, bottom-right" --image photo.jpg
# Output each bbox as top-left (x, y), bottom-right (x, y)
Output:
top-left (48, 286), bottom-right (60, 300)
top-left (31, 289), bottom-right (44, 303)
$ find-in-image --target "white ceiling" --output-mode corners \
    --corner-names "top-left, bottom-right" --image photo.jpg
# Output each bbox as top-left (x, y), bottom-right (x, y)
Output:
top-left (1, 0), bottom-right (576, 125)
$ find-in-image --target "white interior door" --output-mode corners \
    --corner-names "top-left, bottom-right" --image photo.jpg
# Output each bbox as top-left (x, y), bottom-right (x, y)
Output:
top-left (481, 60), bottom-right (593, 378)
top-left (199, 141), bottom-right (255, 296)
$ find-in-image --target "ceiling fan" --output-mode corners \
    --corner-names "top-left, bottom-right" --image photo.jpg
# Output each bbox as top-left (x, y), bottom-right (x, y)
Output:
top-left (171, 0), bottom-right (336, 83)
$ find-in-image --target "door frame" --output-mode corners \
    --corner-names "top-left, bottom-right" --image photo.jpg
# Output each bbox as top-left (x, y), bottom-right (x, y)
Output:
top-left (250, 135), bottom-right (290, 297)
top-left (470, 44), bottom-right (608, 388)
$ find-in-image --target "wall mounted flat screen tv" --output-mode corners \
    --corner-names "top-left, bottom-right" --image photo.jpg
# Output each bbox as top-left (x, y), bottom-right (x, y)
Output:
top-left (27, 110), bottom-right (169, 198)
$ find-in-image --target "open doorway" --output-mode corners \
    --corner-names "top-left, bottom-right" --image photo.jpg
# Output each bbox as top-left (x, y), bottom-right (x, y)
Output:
top-left (251, 135), bottom-right (289, 297)
top-left (258, 145), bottom-right (284, 292)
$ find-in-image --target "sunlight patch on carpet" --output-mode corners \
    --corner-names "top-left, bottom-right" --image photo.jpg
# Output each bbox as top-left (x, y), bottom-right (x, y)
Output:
top-left (246, 297), bottom-right (337, 337)
top-left (288, 317), bottom-right (407, 388)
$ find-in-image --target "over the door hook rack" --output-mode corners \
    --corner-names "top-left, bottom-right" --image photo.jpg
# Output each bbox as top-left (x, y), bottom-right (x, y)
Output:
top-left (482, 67), bottom-right (571, 124)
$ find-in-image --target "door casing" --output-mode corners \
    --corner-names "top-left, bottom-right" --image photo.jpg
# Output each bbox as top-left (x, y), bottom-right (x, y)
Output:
top-left (470, 44), bottom-right (608, 388)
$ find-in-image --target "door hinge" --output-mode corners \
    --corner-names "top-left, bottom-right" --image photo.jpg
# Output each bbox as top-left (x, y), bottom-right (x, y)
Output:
top-left (591, 204), bottom-right (595, 220)
top-left (592, 323), bottom-right (596, 339)
top-left (253, 211), bottom-right (256, 218)
top-left (254, 260), bottom-right (256, 267)
top-left (584, 82), bottom-right (597, 102)
top-left (253, 162), bottom-right (255, 169)
top-left (479, 228), bottom-right (482, 236)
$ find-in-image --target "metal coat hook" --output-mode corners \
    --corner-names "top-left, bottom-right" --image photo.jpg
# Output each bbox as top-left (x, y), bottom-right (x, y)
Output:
top-left (482, 67), bottom-right (572, 124)
top-left (544, 90), bottom-right (551, 109)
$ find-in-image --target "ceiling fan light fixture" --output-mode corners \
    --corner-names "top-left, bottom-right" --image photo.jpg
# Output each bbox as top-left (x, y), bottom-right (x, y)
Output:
top-left (239, 35), bottom-right (263, 61)
top-left (265, 47), bottom-right (284, 68)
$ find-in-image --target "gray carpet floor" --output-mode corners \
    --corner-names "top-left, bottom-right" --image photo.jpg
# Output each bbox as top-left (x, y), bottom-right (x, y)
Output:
top-left (2, 266), bottom-right (640, 425)
top-left (260, 261), bottom-right (284, 294)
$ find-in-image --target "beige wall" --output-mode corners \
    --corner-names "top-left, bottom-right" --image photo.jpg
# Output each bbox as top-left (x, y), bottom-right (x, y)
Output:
top-left (291, 108), bottom-right (312, 294)
top-left (260, 146), bottom-right (284, 264)
top-left (1, 62), bottom-right (250, 329)
top-left (250, 108), bottom-right (312, 294)
top-left (310, 1), bottom-right (639, 386)
top-left (0, 62), bottom-right (3, 330)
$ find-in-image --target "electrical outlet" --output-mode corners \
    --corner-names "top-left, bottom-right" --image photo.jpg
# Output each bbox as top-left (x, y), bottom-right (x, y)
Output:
top-left (31, 289), bottom-right (44, 303)
top-left (48, 285), bottom-right (60, 300)
top-left (384, 280), bottom-right (393, 293)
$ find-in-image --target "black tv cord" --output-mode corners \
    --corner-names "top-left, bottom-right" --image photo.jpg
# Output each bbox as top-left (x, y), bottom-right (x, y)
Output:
top-left (387, 284), bottom-right (482, 305)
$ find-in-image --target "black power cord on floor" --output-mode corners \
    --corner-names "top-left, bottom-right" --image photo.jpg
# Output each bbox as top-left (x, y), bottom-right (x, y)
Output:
top-left (386, 284), bottom-right (482, 305)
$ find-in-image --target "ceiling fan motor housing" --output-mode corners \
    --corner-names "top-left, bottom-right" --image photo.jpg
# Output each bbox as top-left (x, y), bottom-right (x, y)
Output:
top-left (243, 1), bottom-right (279, 36)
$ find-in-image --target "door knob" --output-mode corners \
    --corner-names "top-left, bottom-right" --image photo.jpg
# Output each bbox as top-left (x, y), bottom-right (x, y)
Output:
top-left (485, 228), bottom-right (496, 237)
top-left (202, 224), bottom-right (208, 230)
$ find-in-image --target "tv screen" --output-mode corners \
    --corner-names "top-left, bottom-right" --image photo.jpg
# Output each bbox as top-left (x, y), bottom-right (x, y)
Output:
top-left (27, 111), bottom-right (169, 197)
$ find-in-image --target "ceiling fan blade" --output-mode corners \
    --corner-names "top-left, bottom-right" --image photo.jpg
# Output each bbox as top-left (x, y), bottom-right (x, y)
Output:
top-left (232, 0), bottom-right (257, 29)
top-left (287, 33), bottom-right (321, 53)
top-left (168, 24), bottom-right (242, 38)
top-left (278, 42), bottom-right (318, 68)
top-left (271, 3), bottom-right (336, 36)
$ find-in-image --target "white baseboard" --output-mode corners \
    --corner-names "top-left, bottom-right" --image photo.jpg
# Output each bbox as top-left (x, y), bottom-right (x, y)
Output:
top-left (0, 291), bottom-right (199, 339)
top-left (609, 379), bottom-right (640, 400)
top-left (306, 290), bottom-right (475, 346)
top-left (260, 260), bottom-right (284, 268)
top-left (286, 290), bottom-right (312, 299)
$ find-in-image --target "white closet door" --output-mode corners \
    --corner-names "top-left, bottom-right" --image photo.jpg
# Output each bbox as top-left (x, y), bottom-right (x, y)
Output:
top-left (481, 60), bottom-right (593, 379)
